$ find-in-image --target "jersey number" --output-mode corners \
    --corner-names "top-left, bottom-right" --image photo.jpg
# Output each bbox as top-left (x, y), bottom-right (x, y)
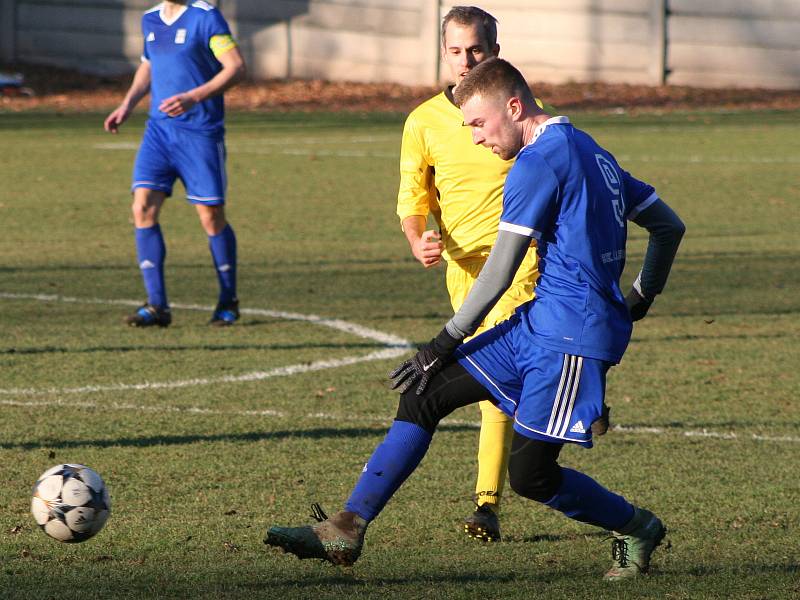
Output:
top-left (595, 154), bottom-right (625, 227)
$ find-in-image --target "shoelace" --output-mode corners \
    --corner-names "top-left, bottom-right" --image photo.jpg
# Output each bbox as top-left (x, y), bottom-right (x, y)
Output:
top-left (310, 503), bottom-right (328, 523)
top-left (611, 537), bottom-right (630, 567)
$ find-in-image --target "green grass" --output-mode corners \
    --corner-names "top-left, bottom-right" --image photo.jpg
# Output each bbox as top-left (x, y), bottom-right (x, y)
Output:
top-left (1, 109), bottom-right (799, 599)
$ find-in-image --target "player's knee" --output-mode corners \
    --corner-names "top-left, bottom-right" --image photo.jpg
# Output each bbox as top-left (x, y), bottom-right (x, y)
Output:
top-left (131, 203), bottom-right (157, 227)
top-left (197, 205), bottom-right (226, 235)
top-left (508, 448), bottom-right (562, 502)
top-left (395, 388), bottom-right (440, 434)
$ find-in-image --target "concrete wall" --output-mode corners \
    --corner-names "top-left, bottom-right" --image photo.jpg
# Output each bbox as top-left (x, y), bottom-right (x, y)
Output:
top-left (445, 0), bottom-right (666, 86)
top-left (225, 0), bottom-right (439, 85)
top-left (667, 0), bottom-right (800, 89)
top-left (2, 0), bottom-right (800, 90)
top-left (9, 0), bottom-right (151, 74)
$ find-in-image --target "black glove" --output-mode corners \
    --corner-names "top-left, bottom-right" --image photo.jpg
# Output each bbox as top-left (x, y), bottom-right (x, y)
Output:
top-left (625, 287), bottom-right (654, 322)
top-left (389, 328), bottom-right (463, 395)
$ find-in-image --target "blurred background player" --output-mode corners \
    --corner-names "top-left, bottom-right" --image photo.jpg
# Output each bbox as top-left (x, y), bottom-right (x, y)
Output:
top-left (104, 0), bottom-right (245, 327)
top-left (396, 5), bottom-right (537, 541)
top-left (266, 57), bottom-right (685, 580)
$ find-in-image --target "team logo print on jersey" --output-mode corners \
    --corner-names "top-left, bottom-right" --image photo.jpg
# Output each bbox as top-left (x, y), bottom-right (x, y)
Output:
top-left (595, 154), bottom-right (625, 227)
top-left (175, 28), bottom-right (187, 44)
top-left (146, 32), bottom-right (155, 42)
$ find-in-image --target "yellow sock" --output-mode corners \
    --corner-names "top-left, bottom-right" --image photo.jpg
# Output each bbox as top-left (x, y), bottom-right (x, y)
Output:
top-left (475, 400), bottom-right (513, 512)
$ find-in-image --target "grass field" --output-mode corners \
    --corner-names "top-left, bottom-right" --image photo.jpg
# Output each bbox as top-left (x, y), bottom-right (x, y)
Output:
top-left (1, 108), bottom-right (799, 599)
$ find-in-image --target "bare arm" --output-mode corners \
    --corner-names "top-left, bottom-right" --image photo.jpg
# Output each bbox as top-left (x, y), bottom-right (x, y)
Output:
top-left (158, 46), bottom-right (246, 117)
top-left (402, 215), bottom-right (443, 268)
top-left (103, 60), bottom-right (152, 133)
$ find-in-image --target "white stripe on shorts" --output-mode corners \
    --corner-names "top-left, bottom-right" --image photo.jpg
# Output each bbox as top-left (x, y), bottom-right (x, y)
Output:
top-left (558, 356), bottom-right (583, 437)
top-left (546, 354), bottom-right (583, 437)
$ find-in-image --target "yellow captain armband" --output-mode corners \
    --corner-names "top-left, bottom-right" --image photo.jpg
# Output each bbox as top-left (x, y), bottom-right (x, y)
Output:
top-left (210, 34), bottom-right (237, 58)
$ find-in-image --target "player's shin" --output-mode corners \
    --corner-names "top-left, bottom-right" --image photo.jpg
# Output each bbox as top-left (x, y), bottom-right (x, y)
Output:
top-left (543, 467), bottom-right (634, 531)
top-left (135, 224), bottom-right (167, 307)
top-left (344, 420), bottom-right (432, 521)
top-left (208, 224), bottom-right (237, 303)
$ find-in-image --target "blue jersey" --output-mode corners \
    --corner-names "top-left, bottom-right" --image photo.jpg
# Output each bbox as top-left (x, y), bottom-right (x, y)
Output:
top-left (141, 1), bottom-right (232, 131)
top-left (500, 117), bottom-right (658, 363)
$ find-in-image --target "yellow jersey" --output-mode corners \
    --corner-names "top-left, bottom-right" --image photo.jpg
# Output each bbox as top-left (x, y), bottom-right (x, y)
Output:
top-left (397, 88), bottom-right (513, 264)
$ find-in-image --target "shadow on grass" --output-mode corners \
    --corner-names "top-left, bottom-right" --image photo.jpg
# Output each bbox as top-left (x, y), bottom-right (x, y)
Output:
top-left (684, 562), bottom-right (800, 577)
top-left (505, 530), bottom-right (608, 544)
top-left (2, 424), bottom-right (475, 451)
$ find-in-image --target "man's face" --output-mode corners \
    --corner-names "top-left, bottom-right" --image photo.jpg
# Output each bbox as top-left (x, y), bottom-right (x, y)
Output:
top-left (442, 21), bottom-right (498, 85)
top-left (461, 93), bottom-right (522, 160)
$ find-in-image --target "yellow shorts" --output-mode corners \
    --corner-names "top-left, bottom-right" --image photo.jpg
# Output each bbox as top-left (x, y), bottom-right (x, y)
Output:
top-left (446, 246), bottom-right (538, 341)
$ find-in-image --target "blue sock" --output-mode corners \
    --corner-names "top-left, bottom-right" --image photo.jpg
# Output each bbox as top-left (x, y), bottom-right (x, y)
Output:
top-left (208, 224), bottom-right (237, 304)
top-left (344, 420), bottom-right (432, 522)
top-left (544, 467), bottom-right (635, 531)
top-left (135, 224), bottom-right (167, 308)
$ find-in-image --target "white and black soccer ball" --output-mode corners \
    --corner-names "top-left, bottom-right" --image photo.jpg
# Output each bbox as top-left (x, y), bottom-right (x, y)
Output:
top-left (31, 464), bottom-right (111, 543)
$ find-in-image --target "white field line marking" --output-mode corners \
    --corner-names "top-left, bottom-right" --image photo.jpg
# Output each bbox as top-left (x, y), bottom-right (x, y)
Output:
top-left (2, 397), bottom-right (798, 445)
top-left (614, 154), bottom-right (800, 164)
top-left (0, 348), bottom-right (405, 397)
top-left (0, 292), bottom-right (409, 348)
top-left (91, 142), bottom-right (800, 164)
top-left (3, 294), bottom-right (797, 446)
top-left (0, 292), bottom-right (411, 396)
top-left (92, 142), bottom-right (396, 159)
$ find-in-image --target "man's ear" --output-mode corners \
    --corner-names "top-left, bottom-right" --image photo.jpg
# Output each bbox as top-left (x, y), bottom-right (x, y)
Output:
top-left (507, 96), bottom-right (524, 121)
top-left (492, 43), bottom-right (500, 57)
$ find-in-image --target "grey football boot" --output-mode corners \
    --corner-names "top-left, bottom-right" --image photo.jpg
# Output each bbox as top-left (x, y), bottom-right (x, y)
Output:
top-left (604, 507), bottom-right (667, 580)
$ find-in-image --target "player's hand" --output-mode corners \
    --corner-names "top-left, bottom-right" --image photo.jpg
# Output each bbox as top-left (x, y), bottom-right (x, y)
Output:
top-left (159, 93), bottom-right (197, 117)
top-left (104, 104), bottom-right (131, 134)
top-left (389, 328), bottom-right (462, 395)
top-left (626, 287), bottom-right (654, 321)
top-left (411, 230), bottom-right (443, 268)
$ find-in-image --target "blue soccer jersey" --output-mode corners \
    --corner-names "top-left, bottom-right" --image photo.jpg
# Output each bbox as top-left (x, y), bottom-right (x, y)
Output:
top-left (141, 1), bottom-right (232, 131)
top-left (500, 117), bottom-right (658, 363)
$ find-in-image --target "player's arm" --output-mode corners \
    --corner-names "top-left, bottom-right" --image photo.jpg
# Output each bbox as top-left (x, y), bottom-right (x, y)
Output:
top-left (397, 115), bottom-right (443, 267)
top-left (402, 215), bottom-right (443, 268)
top-left (445, 228), bottom-right (531, 338)
top-left (159, 39), bottom-right (246, 117)
top-left (104, 60), bottom-right (151, 133)
top-left (626, 198), bottom-right (686, 320)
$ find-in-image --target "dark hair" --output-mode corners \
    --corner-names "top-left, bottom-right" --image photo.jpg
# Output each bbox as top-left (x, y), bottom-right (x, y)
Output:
top-left (441, 6), bottom-right (498, 49)
top-left (453, 58), bottom-right (534, 106)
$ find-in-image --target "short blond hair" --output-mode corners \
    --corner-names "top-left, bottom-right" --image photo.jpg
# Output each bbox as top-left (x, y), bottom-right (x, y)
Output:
top-left (441, 6), bottom-right (498, 49)
top-left (453, 58), bottom-right (534, 107)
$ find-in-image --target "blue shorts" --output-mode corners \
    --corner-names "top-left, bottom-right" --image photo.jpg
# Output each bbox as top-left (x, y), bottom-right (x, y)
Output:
top-left (132, 119), bottom-right (226, 205)
top-left (456, 314), bottom-right (610, 448)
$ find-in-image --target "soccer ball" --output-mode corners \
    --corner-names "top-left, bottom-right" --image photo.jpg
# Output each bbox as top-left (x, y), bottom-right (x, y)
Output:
top-left (31, 464), bottom-right (111, 543)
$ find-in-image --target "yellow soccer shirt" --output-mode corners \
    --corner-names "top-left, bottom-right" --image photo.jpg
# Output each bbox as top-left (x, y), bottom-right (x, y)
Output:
top-left (397, 88), bottom-right (512, 263)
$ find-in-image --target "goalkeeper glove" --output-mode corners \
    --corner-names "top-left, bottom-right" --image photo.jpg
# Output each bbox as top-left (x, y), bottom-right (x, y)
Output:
top-left (389, 328), bottom-right (462, 395)
top-left (626, 287), bottom-right (654, 321)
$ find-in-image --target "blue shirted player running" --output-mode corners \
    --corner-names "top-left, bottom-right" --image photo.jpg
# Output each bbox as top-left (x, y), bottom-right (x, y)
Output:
top-left (265, 59), bottom-right (686, 581)
top-left (104, 0), bottom-right (245, 327)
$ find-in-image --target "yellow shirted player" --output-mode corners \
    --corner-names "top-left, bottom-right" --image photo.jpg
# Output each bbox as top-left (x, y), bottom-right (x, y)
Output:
top-left (396, 6), bottom-right (537, 542)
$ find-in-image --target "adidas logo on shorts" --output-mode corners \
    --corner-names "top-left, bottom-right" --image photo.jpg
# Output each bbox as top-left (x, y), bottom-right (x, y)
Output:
top-left (569, 420), bottom-right (586, 434)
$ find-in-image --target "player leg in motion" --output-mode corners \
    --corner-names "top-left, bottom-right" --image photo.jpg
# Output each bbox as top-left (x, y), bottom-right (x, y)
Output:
top-left (266, 58), bottom-right (685, 580)
top-left (397, 5), bottom-right (538, 542)
top-left (103, 0), bottom-right (245, 327)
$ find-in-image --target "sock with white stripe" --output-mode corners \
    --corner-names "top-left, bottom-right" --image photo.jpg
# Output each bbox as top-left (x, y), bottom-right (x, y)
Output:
top-left (544, 467), bottom-right (634, 531)
top-left (344, 420), bottom-right (432, 522)
top-left (135, 224), bottom-right (167, 308)
top-left (208, 224), bottom-right (237, 304)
